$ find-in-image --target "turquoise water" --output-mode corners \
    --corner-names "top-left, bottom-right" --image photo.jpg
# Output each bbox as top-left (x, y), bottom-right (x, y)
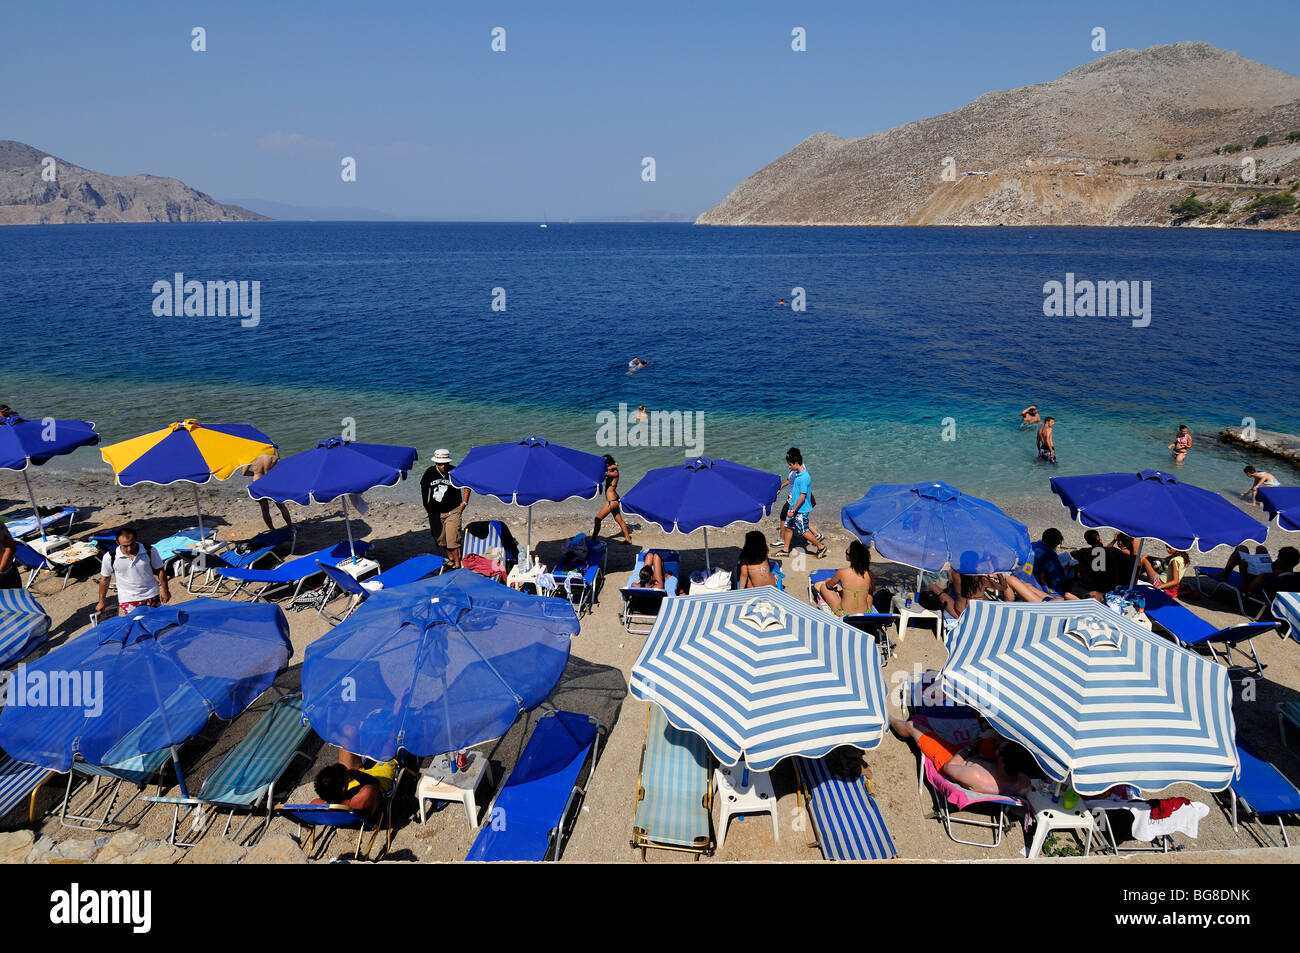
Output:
top-left (0, 222), bottom-right (1297, 510)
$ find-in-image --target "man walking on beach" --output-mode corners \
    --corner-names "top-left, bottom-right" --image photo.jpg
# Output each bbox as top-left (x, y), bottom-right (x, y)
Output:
top-left (779, 449), bottom-right (827, 558)
top-left (96, 525), bottom-right (169, 617)
top-left (244, 450), bottom-right (294, 533)
top-left (1036, 416), bottom-right (1057, 464)
top-left (421, 449), bottom-right (470, 568)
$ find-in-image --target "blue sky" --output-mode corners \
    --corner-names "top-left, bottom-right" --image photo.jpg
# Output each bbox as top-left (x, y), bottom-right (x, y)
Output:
top-left (4, 0), bottom-right (1299, 220)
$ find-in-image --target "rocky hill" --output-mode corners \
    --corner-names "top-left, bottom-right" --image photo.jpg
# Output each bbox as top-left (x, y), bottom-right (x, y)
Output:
top-left (0, 140), bottom-right (268, 225)
top-left (697, 43), bottom-right (1300, 229)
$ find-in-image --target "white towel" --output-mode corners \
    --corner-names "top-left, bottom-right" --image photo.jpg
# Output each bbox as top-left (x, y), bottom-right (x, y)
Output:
top-left (1128, 800), bottom-right (1210, 841)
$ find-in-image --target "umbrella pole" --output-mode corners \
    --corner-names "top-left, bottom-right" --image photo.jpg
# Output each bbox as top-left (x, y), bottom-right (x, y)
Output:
top-left (703, 527), bottom-right (711, 573)
top-left (342, 495), bottom-right (357, 564)
top-left (170, 746), bottom-right (191, 800)
top-left (527, 505), bottom-right (533, 559)
top-left (192, 485), bottom-right (205, 540)
top-left (21, 470), bottom-right (46, 544)
top-left (1128, 538), bottom-right (1144, 588)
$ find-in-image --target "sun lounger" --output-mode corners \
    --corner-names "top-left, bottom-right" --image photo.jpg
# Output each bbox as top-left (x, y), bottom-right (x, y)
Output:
top-left (1140, 585), bottom-right (1276, 677)
top-left (14, 538), bottom-right (100, 591)
top-left (922, 754), bottom-right (1026, 848)
top-left (1222, 744), bottom-right (1300, 847)
top-left (185, 528), bottom-right (294, 594)
top-left (60, 745), bottom-right (174, 830)
top-left (1192, 567), bottom-right (1270, 617)
top-left (276, 765), bottom-right (406, 861)
top-left (619, 549), bottom-right (680, 634)
top-left (315, 553), bottom-right (447, 623)
top-left (142, 693), bottom-right (313, 846)
top-left (462, 519), bottom-right (520, 566)
top-left (465, 710), bottom-right (602, 862)
top-left (807, 569), bottom-right (897, 664)
top-left (542, 539), bottom-right (607, 616)
top-left (216, 540), bottom-right (372, 602)
top-left (793, 755), bottom-right (896, 860)
top-left (5, 506), bottom-right (77, 540)
top-left (0, 753), bottom-right (55, 829)
top-left (0, 588), bottom-right (51, 668)
top-left (631, 703), bottom-right (713, 859)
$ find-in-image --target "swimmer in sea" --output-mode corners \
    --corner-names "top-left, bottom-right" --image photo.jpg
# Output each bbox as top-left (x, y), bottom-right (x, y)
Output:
top-left (777, 298), bottom-right (786, 306)
top-left (627, 358), bottom-right (648, 374)
top-left (1036, 416), bottom-right (1057, 464)
top-left (1020, 405), bottom-right (1041, 428)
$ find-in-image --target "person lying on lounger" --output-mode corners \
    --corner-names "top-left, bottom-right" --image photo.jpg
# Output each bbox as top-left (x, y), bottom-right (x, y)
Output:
top-left (1217, 545), bottom-right (1300, 593)
top-left (987, 573), bottom-right (1082, 602)
top-left (890, 718), bottom-right (1035, 798)
top-left (630, 552), bottom-right (666, 589)
top-left (311, 756), bottom-right (397, 820)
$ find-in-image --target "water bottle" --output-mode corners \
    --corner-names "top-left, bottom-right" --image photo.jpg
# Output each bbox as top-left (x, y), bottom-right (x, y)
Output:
top-left (904, 583), bottom-right (914, 609)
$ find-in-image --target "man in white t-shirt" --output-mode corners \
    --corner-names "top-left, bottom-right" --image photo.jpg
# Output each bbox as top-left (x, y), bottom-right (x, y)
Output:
top-left (96, 525), bottom-right (170, 616)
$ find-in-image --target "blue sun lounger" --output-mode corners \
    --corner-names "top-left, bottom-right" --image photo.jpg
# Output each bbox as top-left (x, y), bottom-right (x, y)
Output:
top-left (61, 745), bottom-right (175, 830)
top-left (1141, 586), bottom-right (1277, 677)
top-left (794, 755), bottom-right (897, 860)
top-left (543, 538), bottom-right (607, 616)
top-left (808, 569), bottom-right (898, 664)
top-left (217, 540), bottom-right (372, 602)
top-left (620, 549), bottom-right (680, 634)
top-left (5, 507), bottom-right (77, 540)
top-left (277, 764), bottom-right (406, 860)
top-left (631, 703), bottom-right (713, 859)
top-left (186, 528), bottom-right (294, 594)
top-left (1192, 567), bottom-right (1270, 617)
top-left (1223, 744), bottom-right (1300, 847)
top-left (0, 753), bottom-right (55, 829)
top-left (316, 553), bottom-right (447, 622)
top-left (0, 588), bottom-right (51, 668)
top-left (466, 710), bottom-right (602, 862)
top-left (143, 693), bottom-right (313, 846)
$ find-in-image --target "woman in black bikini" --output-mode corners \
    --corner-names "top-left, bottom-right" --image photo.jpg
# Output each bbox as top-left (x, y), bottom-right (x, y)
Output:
top-left (593, 454), bottom-right (633, 544)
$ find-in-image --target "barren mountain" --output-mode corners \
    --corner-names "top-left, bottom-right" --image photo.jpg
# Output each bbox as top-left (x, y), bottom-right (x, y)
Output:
top-left (697, 42), bottom-right (1300, 228)
top-left (0, 141), bottom-right (268, 225)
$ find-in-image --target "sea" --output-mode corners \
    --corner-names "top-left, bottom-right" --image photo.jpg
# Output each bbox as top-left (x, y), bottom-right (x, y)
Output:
top-left (1, 221), bottom-right (1297, 513)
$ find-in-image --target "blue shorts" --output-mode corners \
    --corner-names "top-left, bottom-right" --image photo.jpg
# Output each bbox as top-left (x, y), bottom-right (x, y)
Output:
top-left (785, 512), bottom-right (810, 534)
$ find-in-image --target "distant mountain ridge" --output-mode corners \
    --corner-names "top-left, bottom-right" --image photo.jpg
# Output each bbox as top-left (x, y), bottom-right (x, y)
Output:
top-left (0, 141), bottom-right (268, 225)
top-left (697, 42), bottom-right (1300, 228)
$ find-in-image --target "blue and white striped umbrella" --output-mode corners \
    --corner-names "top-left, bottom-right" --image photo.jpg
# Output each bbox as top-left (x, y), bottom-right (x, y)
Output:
top-left (1272, 592), bottom-right (1300, 642)
top-left (941, 600), bottom-right (1237, 795)
top-left (629, 587), bottom-right (888, 772)
top-left (0, 589), bottom-right (50, 669)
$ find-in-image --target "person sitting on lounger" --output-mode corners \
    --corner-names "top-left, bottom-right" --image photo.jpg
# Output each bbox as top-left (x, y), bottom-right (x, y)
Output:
top-left (1020, 405), bottom-right (1041, 428)
top-left (1031, 528), bottom-right (1070, 593)
top-left (1242, 465), bottom-right (1280, 505)
top-left (737, 531), bottom-right (779, 589)
top-left (311, 753), bottom-right (398, 820)
top-left (890, 719), bottom-right (1035, 798)
top-left (1218, 545), bottom-right (1300, 593)
top-left (1139, 545), bottom-right (1190, 589)
top-left (813, 541), bottom-right (874, 615)
top-left (631, 552), bottom-right (666, 589)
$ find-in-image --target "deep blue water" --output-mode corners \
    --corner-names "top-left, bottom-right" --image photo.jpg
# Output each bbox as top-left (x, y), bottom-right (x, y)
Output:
top-left (0, 221), bottom-right (1297, 507)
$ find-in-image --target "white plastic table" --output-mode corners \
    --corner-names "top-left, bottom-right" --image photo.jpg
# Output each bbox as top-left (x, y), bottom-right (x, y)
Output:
top-left (27, 535), bottom-right (71, 556)
top-left (713, 761), bottom-right (778, 848)
top-left (417, 751), bottom-right (493, 828)
top-left (1026, 787), bottom-right (1096, 858)
top-left (891, 592), bottom-right (941, 641)
top-left (334, 556), bottom-right (380, 581)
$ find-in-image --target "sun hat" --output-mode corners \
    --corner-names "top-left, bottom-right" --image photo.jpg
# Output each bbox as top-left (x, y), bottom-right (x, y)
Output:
top-left (432, 449), bottom-right (452, 464)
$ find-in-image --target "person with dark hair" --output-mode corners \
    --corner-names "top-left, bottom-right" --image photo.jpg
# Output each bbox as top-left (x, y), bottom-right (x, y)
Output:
top-left (1036, 416), bottom-right (1057, 463)
top-left (0, 522), bottom-right (18, 590)
top-left (1139, 545), bottom-right (1191, 589)
top-left (1069, 530), bottom-right (1108, 595)
top-left (890, 719), bottom-right (1035, 797)
top-left (927, 570), bottom-right (987, 622)
top-left (96, 525), bottom-right (169, 617)
top-left (1020, 406), bottom-right (1041, 428)
top-left (592, 454), bottom-right (633, 544)
top-left (310, 755), bottom-right (397, 819)
top-left (778, 448), bottom-right (827, 558)
top-left (1168, 424), bottom-right (1192, 463)
top-left (737, 530), bottom-right (779, 589)
top-left (813, 541), bottom-right (873, 615)
top-left (421, 449), bottom-right (470, 568)
top-left (631, 552), bottom-right (665, 589)
top-left (1218, 544), bottom-right (1300, 593)
top-left (1242, 465), bottom-right (1279, 505)
top-left (1031, 528), bottom-right (1068, 593)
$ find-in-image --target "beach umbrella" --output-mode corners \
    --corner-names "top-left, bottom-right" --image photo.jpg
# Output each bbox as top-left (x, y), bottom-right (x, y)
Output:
top-left (100, 419), bottom-right (277, 538)
top-left (620, 457), bottom-right (780, 571)
top-left (629, 587), bottom-right (889, 772)
top-left (941, 600), bottom-right (1237, 795)
top-left (0, 599), bottom-right (292, 798)
top-left (301, 569), bottom-right (576, 761)
top-left (247, 437), bottom-right (417, 561)
top-left (1258, 486), bottom-right (1300, 533)
top-left (1050, 469), bottom-right (1268, 584)
top-left (840, 481), bottom-right (1032, 577)
top-left (0, 589), bottom-right (51, 669)
top-left (450, 435), bottom-right (606, 550)
top-left (0, 414), bottom-right (100, 544)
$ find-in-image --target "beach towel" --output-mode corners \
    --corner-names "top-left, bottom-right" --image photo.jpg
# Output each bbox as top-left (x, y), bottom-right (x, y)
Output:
top-left (1129, 800), bottom-right (1209, 841)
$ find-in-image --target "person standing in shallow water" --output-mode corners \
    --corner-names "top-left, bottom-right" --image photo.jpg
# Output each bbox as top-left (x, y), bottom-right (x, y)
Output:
top-left (1168, 424), bottom-right (1192, 464)
top-left (1036, 416), bottom-right (1057, 464)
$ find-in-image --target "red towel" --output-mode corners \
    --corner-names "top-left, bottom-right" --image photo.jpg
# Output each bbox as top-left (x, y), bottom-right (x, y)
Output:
top-left (1150, 796), bottom-right (1191, 820)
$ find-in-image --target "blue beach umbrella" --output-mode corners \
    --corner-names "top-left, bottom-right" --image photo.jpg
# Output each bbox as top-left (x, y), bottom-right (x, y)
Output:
top-left (1258, 486), bottom-right (1300, 533)
top-left (0, 589), bottom-right (51, 669)
top-left (248, 437), bottom-right (418, 561)
top-left (450, 435), bottom-right (607, 550)
top-left (620, 457), bottom-right (781, 570)
top-left (630, 587), bottom-right (889, 772)
top-left (840, 481), bottom-right (1032, 575)
top-left (0, 599), bottom-right (292, 798)
top-left (301, 570), bottom-right (577, 761)
top-left (0, 414), bottom-right (100, 543)
top-left (941, 600), bottom-right (1237, 795)
top-left (1050, 470), bottom-right (1268, 583)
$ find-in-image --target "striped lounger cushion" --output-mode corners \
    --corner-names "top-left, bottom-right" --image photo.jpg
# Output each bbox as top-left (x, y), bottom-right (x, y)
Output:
top-left (200, 695), bottom-right (310, 807)
top-left (795, 755), bottom-right (897, 860)
top-left (634, 704), bottom-right (711, 851)
top-left (0, 588), bottom-right (51, 668)
top-left (0, 756), bottom-right (53, 826)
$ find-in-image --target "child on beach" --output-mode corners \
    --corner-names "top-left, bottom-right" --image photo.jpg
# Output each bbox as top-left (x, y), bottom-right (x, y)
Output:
top-left (1168, 424), bottom-right (1192, 463)
top-left (1242, 465), bottom-right (1279, 505)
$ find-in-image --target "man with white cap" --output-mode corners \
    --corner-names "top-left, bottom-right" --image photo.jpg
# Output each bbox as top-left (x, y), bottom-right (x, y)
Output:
top-left (420, 449), bottom-right (470, 568)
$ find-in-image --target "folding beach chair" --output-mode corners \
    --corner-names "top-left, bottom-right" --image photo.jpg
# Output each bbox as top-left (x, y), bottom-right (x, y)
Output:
top-left (808, 569), bottom-right (898, 665)
top-left (922, 754), bottom-right (1026, 848)
top-left (142, 693), bottom-right (313, 847)
top-left (185, 528), bottom-right (294, 594)
top-left (462, 520), bottom-right (520, 567)
top-left (60, 745), bottom-right (175, 830)
top-left (315, 553), bottom-right (447, 623)
top-left (14, 538), bottom-right (100, 591)
top-left (620, 549), bottom-right (680, 634)
top-left (631, 703), bottom-right (713, 859)
top-left (1141, 585), bottom-right (1276, 677)
top-left (465, 710), bottom-right (602, 862)
top-left (216, 540), bottom-right (372, 602)
top-left (0, 753), bottom-right (55, 829)
top-left (793, 755), bottom-right (897, 860)
top-left (1192, 567), bottom-right (1270, 618)
top-left (276, 764), bottom-right (406, 861)
top-left (0, 588), bottom-right (51, 668)
top-left (542, 538), bottom-right (607, 617)
top-left (1221, 744), bottom-right (1300, 847)
top-left (5, 506), bottom-right (77, 540)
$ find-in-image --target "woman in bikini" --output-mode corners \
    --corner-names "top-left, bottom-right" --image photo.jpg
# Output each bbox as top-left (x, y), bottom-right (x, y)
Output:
top-left (813, 540), bottom-right (874, 616)
top-left (1168, 424), bottom-right (1192, 463)
top-left (737, 530), bottom-right (780, 589)
top-left (593, 454), bottom-right (633, 544)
